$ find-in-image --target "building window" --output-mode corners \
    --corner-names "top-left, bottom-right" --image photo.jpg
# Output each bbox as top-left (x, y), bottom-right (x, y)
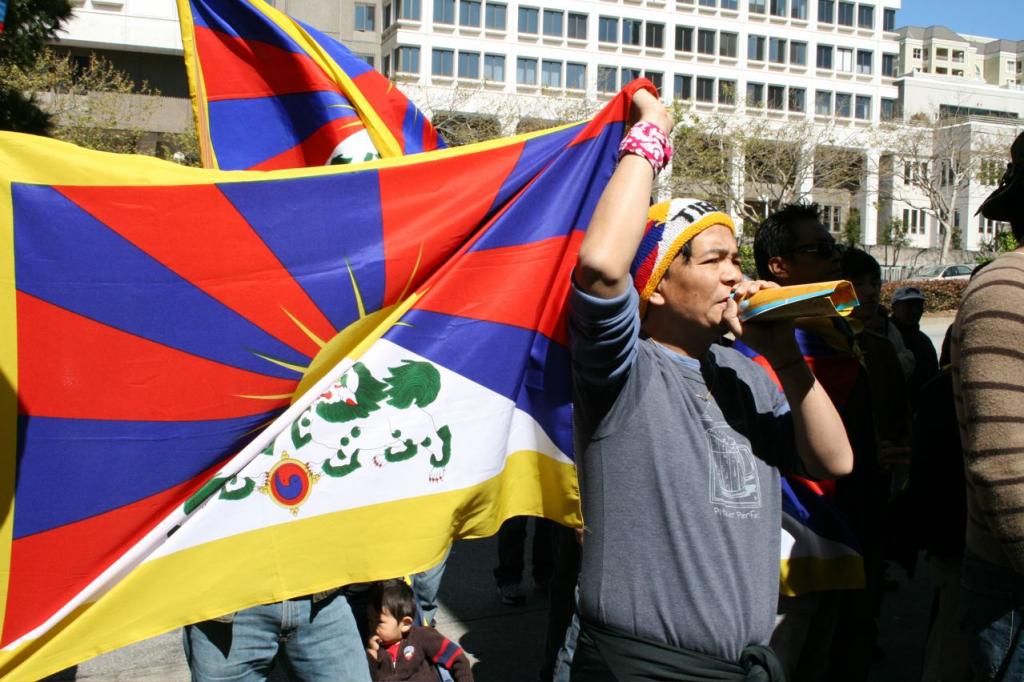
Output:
top-left (697, 29), bottom-right (716, 55)
top-left (856, 50), bottom-right (872, 74)
top-left (719, 79), bottom-right (736, 104)
top-left (396, 45), bottom-right (420, 73)
top-left (398, 0), bottom-right (421, 21)
top-left (565, 62), bottom-right (586, 89)
top-left (817, 44), bottom-right (833, 69)
top-left (837, 47), bottom-right (853, 72)
top-left (674, 74), bottom-right (693, 100)
top-left (789, 86), bottom-right (806, 112)
top-left (791, 0), bottom-right (807, 19)
top-left (880, 97), bottom-right (896, 120)
top-left (790, 41), bottom-right (807, 65)
top-left (770, 0), bottom-right (786, 17)
top-left (952, 50), bottom-right (965, 63)
top-left (623, 18), bottom-right (643, 46)
top-left (719, 31), bottom-right (737, 57)
top-left (882, 53), bottom-right (896, 77)
top-left (485, 2), bottom-right (506, 29)
top-left (432, 48), bottom-right (454, 76)
top-left (518, 6), bottom-right (538, 33)
top-left (837, 1), bottom-right (854, 26)
top-left (836, 92), bottom-right (852, 117)
top-left (541, 59), bottom-right (562, 87)
top-left (517, 57), bottom-right (538, 84)
top-left (598, 65), bottom-right (618, 93)
top-left (815, 90), bottom-right (832, 115)
top-left (855, 95), bottom-right (870, 119)
top-left (912, 47), bottom-right (922, 59)
top-left (953, 69), bottom-right (964, 77)
top-left (857, 4), bottom-right (873, 28)
top-left (355, 3), bottom-right (376, 30)
top-left (676, 26), bottom-right (694, 52)
top-left (542, 9), bottom-right (563, 36)
top-left (647, 22), bottom-right (665, 49)
top-left (697, 77), bottom-right (715, 102)
top-left (458, 0), bottom-right (480, 25)
top-left (818, 0), bottom-right (833, 22)
top-left (749, 35), bottom-right (765, 61)
top-left (567, 12), bottom-right (587, 39)
top-left (599, 16), bottom-right (618, 43)
top-left (883, 8), bottom-right (895, 30)
top-left (822, 205), bottom-right (842, 232)
top-left (622, 67), bottom-right (642, 83)
top-left (935, 47), bottom-right (948, 60)
top-left (749, 0), bottom-right (766, 13)
top-left (769, 37), bottom-right (787, 64)
top-left (458, 50), bottom-right (480, 78)
top-left (721, 0), bottom-right (739, 9)
top-left (935, 67), bottom-right (947, 75)
top-left (767, 84), bottom-right (785, 110)
top-left (645, 70), bottom-right (664, 92)
top-left (383, 1), bottom-right (392, 28)
top-left (434, 0), bottom-right (455, 23)
top-left (383, 54), bottom-right (390, 76)
top-left (698, 0), bottom-right (716, 6)
top-left (484, 53), bottom-right (505, 81)
top-left (747, 82), bottom-right (765, 107)
top-left (357, 53), bottom-right (375, 68)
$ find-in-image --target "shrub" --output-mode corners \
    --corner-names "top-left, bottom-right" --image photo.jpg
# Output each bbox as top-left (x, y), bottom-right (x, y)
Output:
top-left (881, 279), bottom-right (966, 314)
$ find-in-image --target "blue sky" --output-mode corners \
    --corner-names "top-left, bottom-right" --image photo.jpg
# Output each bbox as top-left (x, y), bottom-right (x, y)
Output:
top-left (897, 0), bottom-right (1024, 40)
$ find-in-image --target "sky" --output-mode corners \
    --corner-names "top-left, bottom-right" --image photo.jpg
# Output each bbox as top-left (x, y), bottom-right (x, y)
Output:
top-left (897, 0), bottom-right (1024, 40)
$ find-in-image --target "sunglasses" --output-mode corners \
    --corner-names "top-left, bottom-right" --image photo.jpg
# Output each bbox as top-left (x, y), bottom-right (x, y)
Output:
top-left (786, 240), bottom-right (843, 259)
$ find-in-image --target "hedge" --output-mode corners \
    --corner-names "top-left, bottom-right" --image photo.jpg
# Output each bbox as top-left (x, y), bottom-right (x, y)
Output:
top-left (880, 279), bottom-right (966, 314)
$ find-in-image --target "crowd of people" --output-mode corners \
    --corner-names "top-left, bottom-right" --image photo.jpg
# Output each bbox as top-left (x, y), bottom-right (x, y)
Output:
top-left (177, 89), bottom-right (1023, 682)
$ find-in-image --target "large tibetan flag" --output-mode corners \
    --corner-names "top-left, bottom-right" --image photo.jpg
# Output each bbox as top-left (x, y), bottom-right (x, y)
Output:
top-left (0, 80), bottom-right (649, 681)
top-left (177, 0), bottom-right (444, 170)
top-left (735, 323), bottom-right (865, 595)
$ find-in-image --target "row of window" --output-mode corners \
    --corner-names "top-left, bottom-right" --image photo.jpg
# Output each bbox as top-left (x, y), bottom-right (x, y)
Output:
top-left (903, 207), bottom-right (927, 235)
top-left (378, 0), bottom-right (895, 34)
top-left (391, 46), bottom-right (895, 120)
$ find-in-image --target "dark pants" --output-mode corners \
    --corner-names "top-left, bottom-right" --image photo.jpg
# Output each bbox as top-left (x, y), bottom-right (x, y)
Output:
top-left (960, 551), bottom-right (1024, 681)
top-left (493, 516), bottom-right (555, 587)
top-left (541, 524), bottom-right (582, 681)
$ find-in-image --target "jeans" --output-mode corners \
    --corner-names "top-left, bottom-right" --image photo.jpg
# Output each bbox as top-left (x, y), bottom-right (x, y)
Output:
top-left (412, 548), bottom-right (451, 627)
top-left (960, 552), bottom-right (1024, 681)
top-left (183, 592), bottom-right (370, 682)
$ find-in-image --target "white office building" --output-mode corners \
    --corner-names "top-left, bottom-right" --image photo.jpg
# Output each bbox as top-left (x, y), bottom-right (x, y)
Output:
top-left (52, 1), bottom-right (1024, 254)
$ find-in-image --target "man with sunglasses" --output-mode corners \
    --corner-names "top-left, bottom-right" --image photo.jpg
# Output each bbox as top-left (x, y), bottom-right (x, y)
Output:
top-left (752, 203), bottom-right (886, 682)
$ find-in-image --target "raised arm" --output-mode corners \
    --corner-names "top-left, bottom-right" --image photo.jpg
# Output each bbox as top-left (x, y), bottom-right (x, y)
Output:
top-left (573, 89), bottom-right (672, 299)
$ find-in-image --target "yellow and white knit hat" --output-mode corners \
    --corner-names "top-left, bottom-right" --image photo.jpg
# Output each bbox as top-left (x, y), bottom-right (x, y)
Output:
top-left (629, 198), bottom-right (735, 308)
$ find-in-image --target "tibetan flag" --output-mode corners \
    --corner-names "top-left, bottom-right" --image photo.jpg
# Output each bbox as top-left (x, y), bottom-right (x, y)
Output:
top-left (0, 80), bottom-right (648, 681)
top-left (735, 323), bottom-right (866, 595)
top-left (0, 1), bottom-right (6, 33)
top-left (177, 0), bottom-right (444, 170)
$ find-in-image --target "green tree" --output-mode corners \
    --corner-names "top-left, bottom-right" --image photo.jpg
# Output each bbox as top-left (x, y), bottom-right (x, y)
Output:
top-left (841, 207), bottom-right (862, 246)
top-left (0, 0), bottom-right (73, 134)
top-left (879, 217), bottom-right (909, 268)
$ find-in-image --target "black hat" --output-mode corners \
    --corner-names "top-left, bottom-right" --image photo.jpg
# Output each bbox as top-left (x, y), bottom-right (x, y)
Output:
top-left (978, 131), bottom-right (1024, 223)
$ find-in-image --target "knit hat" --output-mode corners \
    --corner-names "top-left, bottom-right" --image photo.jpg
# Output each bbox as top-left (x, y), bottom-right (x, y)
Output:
top-left (630, 198), bottom-right (735, 309)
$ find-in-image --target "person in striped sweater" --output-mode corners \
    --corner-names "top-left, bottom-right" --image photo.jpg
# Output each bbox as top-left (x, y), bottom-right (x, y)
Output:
top-left (952, 130), bottom-right (1024, 681)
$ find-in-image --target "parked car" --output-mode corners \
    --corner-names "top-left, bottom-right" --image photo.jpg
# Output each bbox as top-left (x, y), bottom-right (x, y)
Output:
top-left (910, 263), bottom-right (977, 280)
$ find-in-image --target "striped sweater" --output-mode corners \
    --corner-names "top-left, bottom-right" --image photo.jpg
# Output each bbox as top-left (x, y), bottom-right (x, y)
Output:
top-left (952, 251), bottom-right (1024, 572)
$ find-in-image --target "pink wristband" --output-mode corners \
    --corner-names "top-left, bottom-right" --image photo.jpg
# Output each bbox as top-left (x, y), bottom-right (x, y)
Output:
top-left (618, 121), bottom-right (673, 176)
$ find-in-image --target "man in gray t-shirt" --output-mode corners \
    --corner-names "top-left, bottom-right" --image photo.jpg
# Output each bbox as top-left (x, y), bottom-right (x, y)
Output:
top-left (567, 88), bottom-right (853, 681)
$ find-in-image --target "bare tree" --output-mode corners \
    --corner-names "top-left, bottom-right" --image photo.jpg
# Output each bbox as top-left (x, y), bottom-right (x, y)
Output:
top-left (876, 115), bottom-right (1016, 264)
top-left (667, 110), bottom-right (865, 232)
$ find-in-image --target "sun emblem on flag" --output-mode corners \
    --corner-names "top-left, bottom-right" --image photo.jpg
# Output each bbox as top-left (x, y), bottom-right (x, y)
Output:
top-left (259, 451), bottom-right (320, 515)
